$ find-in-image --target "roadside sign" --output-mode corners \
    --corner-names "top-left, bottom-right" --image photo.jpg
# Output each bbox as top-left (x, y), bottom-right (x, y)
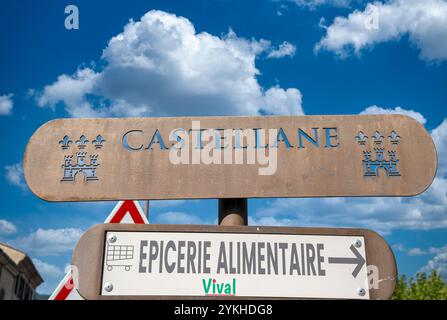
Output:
top-left (24, 114), bottom-right (437, 201)
top-left (49, 272), bottom-right (81, 301)
top-left (72, 224), bottom-right (396, 300)
top-left (49, 200), bottom-right (148, 300)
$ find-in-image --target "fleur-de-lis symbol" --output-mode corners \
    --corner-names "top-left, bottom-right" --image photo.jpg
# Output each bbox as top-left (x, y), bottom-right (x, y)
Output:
top-left (92, 135), bottom-right (106, 149)
top-left (372, 131), bottom-right (384, 145)
top-left (355, 131), bottom-right (368, 145)
top-left (388, 131), bottom-right (401, 145)
top-left (76, 135), bottom-right (89, 149)
top-left (59, 135), bottom-right (73, 150)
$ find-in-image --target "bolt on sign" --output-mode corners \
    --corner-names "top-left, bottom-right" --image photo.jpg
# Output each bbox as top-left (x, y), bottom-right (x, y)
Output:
top-left (72, 224), bottom-right (396, 300)
top-left (24, 114), bottom-right (437, 201)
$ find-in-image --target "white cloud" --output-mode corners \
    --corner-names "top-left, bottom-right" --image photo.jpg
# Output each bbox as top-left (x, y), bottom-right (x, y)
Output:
top-left (0, 219), bottom-right (17, 236)
top-left (396, 244), bottom-right (447, 256)
top-left (267, 41), bottom-right (296, 58)
top-left (420, 252), bottom-right (447, 280)
top-left (37, 68), bottom-right (99, 117)
top-left (37, 10), bottom-right (303, 118)
top-left (155, 211), bottom-right (212, 225)
top-left (431, 119), bottom-right (447, 177)
top-left (4, 162), bottom-right (28, 191)
top-left (254, 194), bottom-right (447, 234)
top-left (407, 247), bottom-right (428, 256)
top-left (32, 258), bottom-right (63, 278)
top-left (315, 0), bottom-right (447, 62)
top-left (253, 107), bottom-right (447, 234)
top-left (10, 228), bottom-right (83, 256)
top-left (360, 105), bottom-right (427, 124)
top-left (276, 3), bottom-right (289, 16)
top-left (249, 215), bottom-right (302, 226)
top-left (293, 0), bottom-right (354, 9)
top-left (262, 86), bottom-right (303, 114)
top-left (278, 1), bottom-right (358, 15)
top-left (392, 243), bottom-right (406, 252)
top-left (0, 94), bottom-right (13, 115)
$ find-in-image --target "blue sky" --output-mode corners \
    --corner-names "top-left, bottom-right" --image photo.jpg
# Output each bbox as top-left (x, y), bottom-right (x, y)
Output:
top-left (0, 0), bottom-right (446, 294)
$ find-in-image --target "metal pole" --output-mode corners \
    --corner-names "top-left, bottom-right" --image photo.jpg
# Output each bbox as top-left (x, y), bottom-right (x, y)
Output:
top-left (144, 200), bottom-right (150, 220)
top-left (218, 198), bottom-right (247, 226)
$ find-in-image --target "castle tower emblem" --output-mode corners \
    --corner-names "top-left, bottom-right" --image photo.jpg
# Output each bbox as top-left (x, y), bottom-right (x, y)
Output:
top-left (60, 135), bottom-right (104, 182)
top-left (356, 130), bottom-right (401, 177)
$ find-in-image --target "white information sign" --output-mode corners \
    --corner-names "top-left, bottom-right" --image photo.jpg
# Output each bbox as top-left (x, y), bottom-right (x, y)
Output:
top-left (101, 231), bottom-right (369, 299)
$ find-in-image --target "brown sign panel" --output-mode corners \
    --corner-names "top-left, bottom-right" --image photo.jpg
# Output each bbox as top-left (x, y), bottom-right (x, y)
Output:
top-left (24, 115), bottom-right (437, 201)
top-left (72, 224), bottom-right (397, 300)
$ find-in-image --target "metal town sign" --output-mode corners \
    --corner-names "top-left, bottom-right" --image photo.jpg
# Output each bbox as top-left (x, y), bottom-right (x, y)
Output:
top-left (24, 114), bottom-right (437, 201)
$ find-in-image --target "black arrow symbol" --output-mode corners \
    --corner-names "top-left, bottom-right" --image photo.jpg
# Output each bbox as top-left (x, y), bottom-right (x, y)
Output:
top-left (328, 244), bottom-right (366, 278)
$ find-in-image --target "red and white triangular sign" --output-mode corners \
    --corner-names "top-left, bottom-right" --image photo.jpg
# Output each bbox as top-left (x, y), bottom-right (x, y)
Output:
top-left (49, 200), bottom-right (148, 300)
top-left (103, 200), bottom-right (148, 224)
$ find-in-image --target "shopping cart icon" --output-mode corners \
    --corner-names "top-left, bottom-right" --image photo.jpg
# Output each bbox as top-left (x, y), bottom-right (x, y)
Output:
top-left (105, 243), bottom-right (134, 271)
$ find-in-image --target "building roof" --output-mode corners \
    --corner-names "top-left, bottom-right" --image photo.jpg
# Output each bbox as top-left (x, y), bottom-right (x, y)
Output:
top-left (0, 242), bottom-right (27, 265)
top-left (0, 242), bottom-right (44, 287)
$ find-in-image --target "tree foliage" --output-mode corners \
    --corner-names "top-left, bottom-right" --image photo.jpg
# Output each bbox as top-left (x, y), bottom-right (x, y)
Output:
top-left (392, 270), bottom-right (447, 300)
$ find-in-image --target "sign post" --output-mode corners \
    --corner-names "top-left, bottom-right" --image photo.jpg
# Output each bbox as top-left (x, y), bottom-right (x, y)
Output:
top-left (219, 198), bottom-right (247, 226)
